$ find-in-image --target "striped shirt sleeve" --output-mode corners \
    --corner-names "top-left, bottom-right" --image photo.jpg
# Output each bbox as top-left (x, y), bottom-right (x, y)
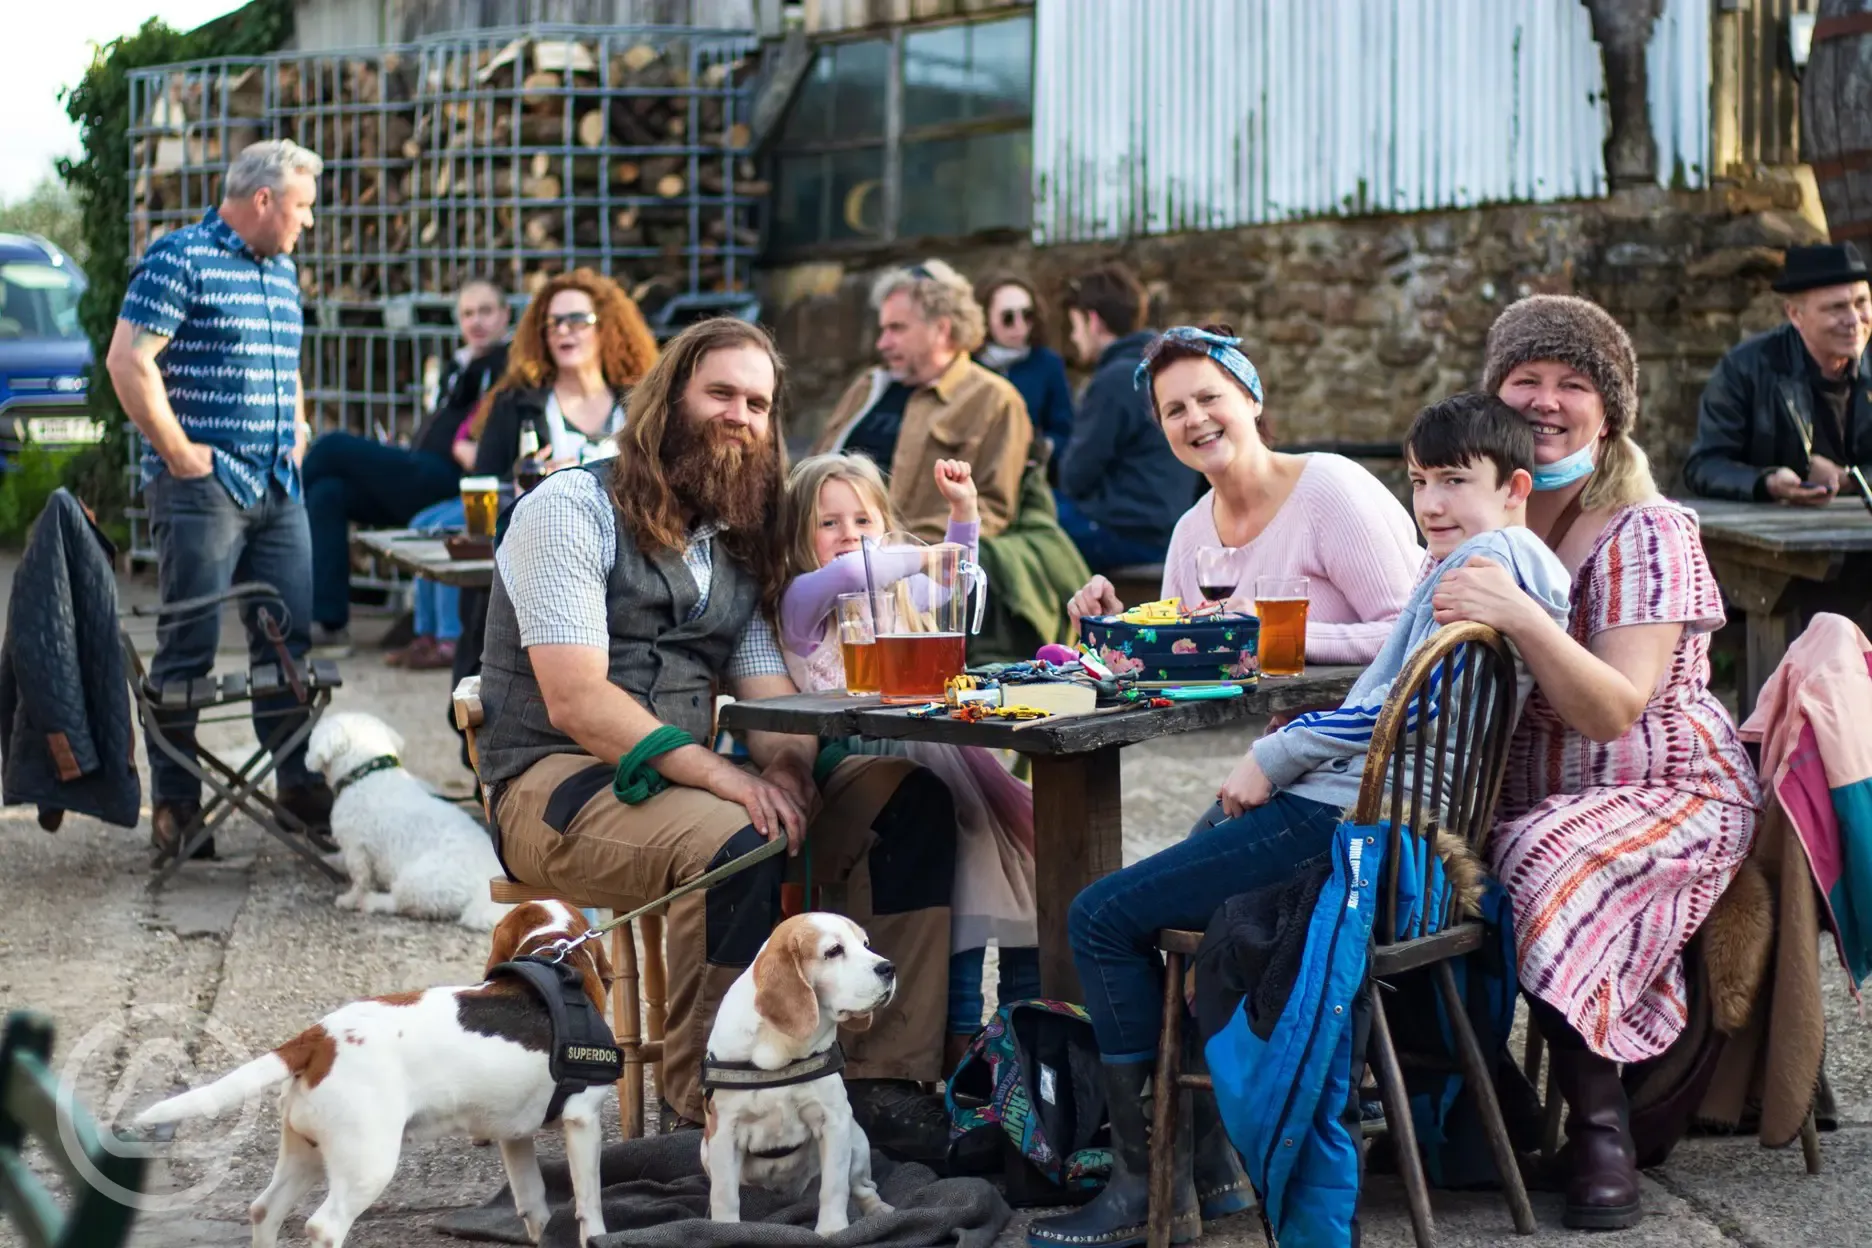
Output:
top-left (119, 243), bottom-right (192, 337)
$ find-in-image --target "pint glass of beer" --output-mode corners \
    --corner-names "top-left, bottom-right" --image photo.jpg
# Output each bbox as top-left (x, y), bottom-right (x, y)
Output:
top-left (872, 539), bottom-right (985, 704)
top-left (836, 592), bottom-right (879, 696)
top-left (460, 475), bottom-right (500, 539)
top-left (1254, 576), bottom-right (1309, 677)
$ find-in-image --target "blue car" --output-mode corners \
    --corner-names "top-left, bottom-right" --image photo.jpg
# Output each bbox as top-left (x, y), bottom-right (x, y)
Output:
top-left (0, 233), bottom-right (99, 470)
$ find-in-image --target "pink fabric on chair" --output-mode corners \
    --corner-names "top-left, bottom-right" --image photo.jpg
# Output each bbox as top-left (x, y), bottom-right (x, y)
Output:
top-left (1739, 612), bottom-right (1872, 988)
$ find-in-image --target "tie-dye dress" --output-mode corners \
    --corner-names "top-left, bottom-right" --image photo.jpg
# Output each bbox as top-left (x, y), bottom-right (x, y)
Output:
top-left (1489, 501), bottom-right (1760, 1062)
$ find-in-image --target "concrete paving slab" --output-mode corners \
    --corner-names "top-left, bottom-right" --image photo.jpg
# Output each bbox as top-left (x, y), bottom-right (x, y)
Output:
top-left (1657, 1129), bottom-right (1872, 1246)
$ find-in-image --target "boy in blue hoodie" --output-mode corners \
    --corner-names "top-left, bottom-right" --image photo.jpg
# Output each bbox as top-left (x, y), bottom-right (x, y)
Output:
top-left (1033, 392), bottom-right (1573, 1248)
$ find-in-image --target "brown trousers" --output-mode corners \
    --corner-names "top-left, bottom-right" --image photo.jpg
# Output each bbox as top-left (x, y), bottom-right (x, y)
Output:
top-left (495, 752), bottom-right (952, 1121)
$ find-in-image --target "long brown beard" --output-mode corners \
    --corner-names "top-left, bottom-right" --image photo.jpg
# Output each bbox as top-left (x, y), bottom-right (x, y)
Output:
top-left (661, 409), bottom-right (776, 533)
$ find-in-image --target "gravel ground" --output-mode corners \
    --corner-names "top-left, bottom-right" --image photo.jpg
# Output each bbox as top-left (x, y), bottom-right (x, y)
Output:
top-left (1, 554), bottom-right (1866, 1248)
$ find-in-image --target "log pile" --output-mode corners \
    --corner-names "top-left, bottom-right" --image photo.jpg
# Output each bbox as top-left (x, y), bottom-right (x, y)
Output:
top-left (129, 28), bottom-right (760, 437)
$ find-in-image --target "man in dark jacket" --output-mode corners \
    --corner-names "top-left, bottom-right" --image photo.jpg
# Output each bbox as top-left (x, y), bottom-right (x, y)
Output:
top-left (1684, 243), bottom-right (1872, 504)
top-left (1055, 262), bottom-right (1198, 570)
top-left (304, 278), bottom-right (511, 644)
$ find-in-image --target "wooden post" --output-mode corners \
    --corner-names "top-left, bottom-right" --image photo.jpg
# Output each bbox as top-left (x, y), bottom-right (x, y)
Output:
top-left (1030, 747), bottom-right (1125, 1000)
top-left (1711, 0), bottom-right (1744, 178)
top-left (1582, 0), bottom-right (1667, 187)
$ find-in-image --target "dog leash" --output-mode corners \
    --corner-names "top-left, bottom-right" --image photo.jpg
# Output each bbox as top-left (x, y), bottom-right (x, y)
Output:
top-left (541, 832), bottom-right (789, 964)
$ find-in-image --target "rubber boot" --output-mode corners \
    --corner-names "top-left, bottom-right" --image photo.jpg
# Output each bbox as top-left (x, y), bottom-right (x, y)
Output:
top-left (1191, 1090), bottom-right (1256, 1219)
top-left (1548, 1043), bottom-right (1642, 1230)
top-left (1185, 1041), bottom-right (1255, 1220)
top-left (1028, 1062), bottom-right (1199, 1248)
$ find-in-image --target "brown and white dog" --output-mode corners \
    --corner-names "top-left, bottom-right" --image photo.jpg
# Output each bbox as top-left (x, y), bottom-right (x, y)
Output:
top-left (136, 901), bottom-right (613, 1248)
top-left (701, 913), bottom-right (896, 1235)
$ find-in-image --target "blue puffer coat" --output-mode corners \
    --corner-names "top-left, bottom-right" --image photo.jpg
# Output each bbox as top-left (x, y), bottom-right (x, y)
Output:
top-left (1194, 821), bottom-right (1513, 1246)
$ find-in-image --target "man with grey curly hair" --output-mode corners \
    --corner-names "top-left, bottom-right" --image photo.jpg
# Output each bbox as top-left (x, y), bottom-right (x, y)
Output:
top-left (105, 137), bottom-right (331, 864)
top-left (814, 258), bottom-right (1033, 539)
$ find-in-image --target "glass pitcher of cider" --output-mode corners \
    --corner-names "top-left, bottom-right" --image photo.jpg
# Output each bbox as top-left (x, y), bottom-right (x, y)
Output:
top-left (868, 534), bottom-right (987, 705)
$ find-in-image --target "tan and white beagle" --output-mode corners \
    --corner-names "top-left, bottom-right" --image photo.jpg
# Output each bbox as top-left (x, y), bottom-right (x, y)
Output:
top-left (136, 900), bottom-right (614, 1248)
top-left (701, 913), bottom-right (897, 1235)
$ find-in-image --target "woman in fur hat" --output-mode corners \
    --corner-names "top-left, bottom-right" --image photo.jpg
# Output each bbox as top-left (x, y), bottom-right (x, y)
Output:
top-left (1431, 295), bottom-right (1759, 1231)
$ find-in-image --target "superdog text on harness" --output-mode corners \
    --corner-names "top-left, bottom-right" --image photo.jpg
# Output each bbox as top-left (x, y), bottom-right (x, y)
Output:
top-left (486, 955), bottom-right (623, 1122)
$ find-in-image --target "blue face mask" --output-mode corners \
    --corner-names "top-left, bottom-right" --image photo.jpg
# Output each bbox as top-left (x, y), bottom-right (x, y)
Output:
top-left (1531, 427), bottom-right (1604, 492)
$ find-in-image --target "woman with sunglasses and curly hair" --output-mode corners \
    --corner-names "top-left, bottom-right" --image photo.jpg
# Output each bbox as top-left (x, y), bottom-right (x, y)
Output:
top-left (973, 274), bottom-right (1074, 473)
top-left (470, 268), bottom-right (660, 476)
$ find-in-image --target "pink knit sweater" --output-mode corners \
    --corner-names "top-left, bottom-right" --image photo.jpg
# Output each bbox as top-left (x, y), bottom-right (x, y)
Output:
top-left (1159, 454), bottom-right (1424, 665)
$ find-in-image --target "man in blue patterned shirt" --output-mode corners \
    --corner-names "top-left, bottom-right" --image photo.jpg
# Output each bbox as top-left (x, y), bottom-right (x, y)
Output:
top-left (106, 138), bottom-right (335, 861)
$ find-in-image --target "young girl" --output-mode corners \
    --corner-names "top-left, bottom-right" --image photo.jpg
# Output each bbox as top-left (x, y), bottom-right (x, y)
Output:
top-left (780, 452), bottom-right (1040, 1069)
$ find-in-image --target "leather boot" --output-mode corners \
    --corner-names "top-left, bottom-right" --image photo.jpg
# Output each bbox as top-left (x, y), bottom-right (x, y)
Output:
top-left (1548, 1045), bottom-right (1642, 1230)
top-left (1028, 1062), bottom-right (1199, 1248)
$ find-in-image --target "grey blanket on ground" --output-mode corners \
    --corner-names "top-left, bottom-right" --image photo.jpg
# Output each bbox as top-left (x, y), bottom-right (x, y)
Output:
top-left (434, 1131), bottom-right (1012, 1248)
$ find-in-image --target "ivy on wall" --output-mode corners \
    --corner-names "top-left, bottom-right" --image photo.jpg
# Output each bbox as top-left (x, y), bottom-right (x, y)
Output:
top-left (52, 0), bottom-right (292, 539)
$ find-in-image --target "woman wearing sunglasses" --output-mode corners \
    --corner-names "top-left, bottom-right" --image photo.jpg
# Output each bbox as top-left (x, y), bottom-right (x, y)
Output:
top-left (973, 274), bottom-right (1074, 476)
top-left (470, 268), bottom-right (659, 478)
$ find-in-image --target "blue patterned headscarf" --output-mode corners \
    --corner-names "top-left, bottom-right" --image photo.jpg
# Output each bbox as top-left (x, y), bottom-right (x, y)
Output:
top-left (1132, 326), bottom-right (1264, 403)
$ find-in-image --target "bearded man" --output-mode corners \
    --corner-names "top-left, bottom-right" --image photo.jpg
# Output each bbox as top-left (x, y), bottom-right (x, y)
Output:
top-left (477, 318), bottom-right (955, 1156)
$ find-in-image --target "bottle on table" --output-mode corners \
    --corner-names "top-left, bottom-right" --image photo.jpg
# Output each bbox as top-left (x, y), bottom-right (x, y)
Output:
top-left (514, 425), bottom-right (545, 494)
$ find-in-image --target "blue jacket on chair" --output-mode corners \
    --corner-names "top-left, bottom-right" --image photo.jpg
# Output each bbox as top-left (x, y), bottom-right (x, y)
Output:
top-left (1194, 820), bottom-right (1515, 1246)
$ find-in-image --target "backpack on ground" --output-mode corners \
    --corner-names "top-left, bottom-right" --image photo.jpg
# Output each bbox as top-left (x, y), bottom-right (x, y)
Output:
top-left (944, 999), bottom-right (1113, 1206)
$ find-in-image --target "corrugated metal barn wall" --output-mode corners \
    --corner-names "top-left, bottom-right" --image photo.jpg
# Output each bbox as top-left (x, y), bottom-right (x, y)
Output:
top-left (1033, 0), bottom-right (1714, 244)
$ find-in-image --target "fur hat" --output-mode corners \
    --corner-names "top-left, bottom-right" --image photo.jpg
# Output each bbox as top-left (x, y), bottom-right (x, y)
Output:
top-left (1480, 295), bottom-right (1639, 437)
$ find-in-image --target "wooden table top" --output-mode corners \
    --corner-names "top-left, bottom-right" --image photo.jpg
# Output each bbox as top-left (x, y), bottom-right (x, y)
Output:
top-left (354, 528), bottom-right (494, 589)
top-left (1680, 496), bottom-right (1872, 556)
top-left (719, 666), bottom-right (1362, 757)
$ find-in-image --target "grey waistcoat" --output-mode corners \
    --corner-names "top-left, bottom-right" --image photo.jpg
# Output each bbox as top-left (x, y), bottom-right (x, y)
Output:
top-left (476, 468), bottom-right (760, 785)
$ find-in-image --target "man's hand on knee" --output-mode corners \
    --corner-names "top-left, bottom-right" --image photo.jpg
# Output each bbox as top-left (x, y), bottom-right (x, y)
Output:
top-left (701, 756), bottom-right (805, 856)
top-left (761, 753), bottom-right (819, 823)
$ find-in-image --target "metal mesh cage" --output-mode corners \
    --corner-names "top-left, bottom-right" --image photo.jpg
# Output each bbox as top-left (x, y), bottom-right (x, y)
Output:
top-left (123, 23), bottom-right (760, 576)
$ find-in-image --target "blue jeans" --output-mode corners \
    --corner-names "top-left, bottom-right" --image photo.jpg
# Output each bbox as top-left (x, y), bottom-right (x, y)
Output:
top-left (304, 433), bottom-right (460, 629)
top-left (949, 944), bottom-right (1043, 1034)
top-left (1069, 794), bottom-right (1342, 1061)
top-left (1053, 494), bottom-right (1169, 573)
top-left (409, 498), bottom-right (464, 642)
top-left (145, 473), bottom-right (318, 805)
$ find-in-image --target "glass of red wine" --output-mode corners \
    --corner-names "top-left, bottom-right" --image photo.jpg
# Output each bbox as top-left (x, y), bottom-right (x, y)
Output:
top-left (1194, 546), bottom-right (1244, 611)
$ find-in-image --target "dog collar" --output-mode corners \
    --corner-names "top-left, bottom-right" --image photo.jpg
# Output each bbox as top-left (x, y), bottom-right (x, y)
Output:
top-left (332, 754), bottom-right (401, 796)
top-left (701, 1044), bottom-right (845, 1093)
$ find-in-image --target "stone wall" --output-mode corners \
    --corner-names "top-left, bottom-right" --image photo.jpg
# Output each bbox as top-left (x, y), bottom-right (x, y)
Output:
top-left (759, 172), bottom-right (1827, 492)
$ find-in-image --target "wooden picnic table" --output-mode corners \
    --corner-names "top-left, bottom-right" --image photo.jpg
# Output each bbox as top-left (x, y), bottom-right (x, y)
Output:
top-left (719, 667), bottom-right (1361, 999)
top-left (1680, 496), bottom-right (1872, 719)
top-left (353, 528), bottom-right (494, 590)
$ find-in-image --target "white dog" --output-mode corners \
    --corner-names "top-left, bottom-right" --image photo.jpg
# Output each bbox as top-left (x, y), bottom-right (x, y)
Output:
top-left (137, 901), bottom-right (613, 1248)
top-left (305, 711), bottom-right (510, 930)
top-left (701, 913), bottom-right (897, 1235)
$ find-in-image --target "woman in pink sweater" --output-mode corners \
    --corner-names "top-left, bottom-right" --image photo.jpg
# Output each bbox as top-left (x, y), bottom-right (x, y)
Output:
top-left (1067, 325), bottom-right (1422, 664)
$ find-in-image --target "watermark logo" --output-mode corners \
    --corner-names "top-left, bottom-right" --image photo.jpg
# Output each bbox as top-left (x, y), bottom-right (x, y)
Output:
top-left (55, 1003), bottom-right (271, 1213)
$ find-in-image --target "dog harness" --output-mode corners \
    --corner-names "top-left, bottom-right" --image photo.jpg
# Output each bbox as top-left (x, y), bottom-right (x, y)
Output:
top-left (487, 955), bottom-right (624, 1122)
top-left (331, 753), bottom-right (400, 797)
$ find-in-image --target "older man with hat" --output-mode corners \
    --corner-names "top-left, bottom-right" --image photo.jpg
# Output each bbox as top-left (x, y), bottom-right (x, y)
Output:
top-left (1685, 242), bottom-right (1872, 504)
